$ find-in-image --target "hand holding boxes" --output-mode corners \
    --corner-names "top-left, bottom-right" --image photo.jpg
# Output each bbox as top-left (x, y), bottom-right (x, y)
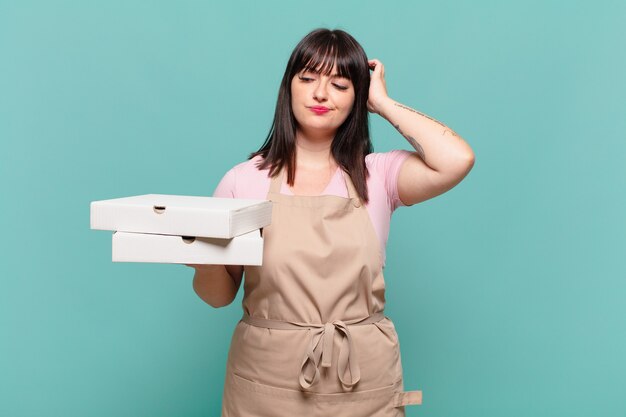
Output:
top-left (90, 194), bottom-right (272, 265)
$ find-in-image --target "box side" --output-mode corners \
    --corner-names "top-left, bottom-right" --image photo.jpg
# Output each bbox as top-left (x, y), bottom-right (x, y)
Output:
top-left (90, 201), bottom-right (98, 229)
top-left (91, 201), bottom-right (231, 237)
top-left (112, 231), bottom-right (263, 265)
top-left (230, 201), bottom-right (273, 237)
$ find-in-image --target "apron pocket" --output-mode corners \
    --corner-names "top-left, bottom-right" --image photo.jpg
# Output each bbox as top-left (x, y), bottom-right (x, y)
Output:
top-left (373, 317), bottom-right (400, 345)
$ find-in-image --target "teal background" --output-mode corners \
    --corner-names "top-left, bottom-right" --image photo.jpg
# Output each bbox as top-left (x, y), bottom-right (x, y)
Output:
top-left (1, 1), bottom-right (625, 416)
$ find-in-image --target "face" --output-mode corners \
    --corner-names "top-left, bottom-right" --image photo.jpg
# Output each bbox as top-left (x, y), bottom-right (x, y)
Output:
top-left (290, 64), bottom-right (355, 137)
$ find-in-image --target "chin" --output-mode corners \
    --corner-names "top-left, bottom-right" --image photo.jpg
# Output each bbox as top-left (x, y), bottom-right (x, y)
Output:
top-left (305, 121), bottom-right (338, 130)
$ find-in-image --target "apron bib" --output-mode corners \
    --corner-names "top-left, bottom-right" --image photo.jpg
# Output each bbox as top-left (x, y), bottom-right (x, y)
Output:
top-left (221, 166), bottom-right (422, 416)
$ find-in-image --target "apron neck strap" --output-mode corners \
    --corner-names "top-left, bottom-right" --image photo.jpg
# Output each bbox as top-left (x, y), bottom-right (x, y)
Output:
top-left (269, 165), bottom-right (284, 194)
top-left (341, 169), bottom-right (359, 201)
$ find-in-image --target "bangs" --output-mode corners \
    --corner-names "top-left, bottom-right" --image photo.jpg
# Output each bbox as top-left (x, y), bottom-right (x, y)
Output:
top-left (298, 45), bottom-right (352, 80)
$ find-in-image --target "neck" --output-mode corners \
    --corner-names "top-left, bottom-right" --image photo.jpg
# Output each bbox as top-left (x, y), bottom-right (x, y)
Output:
top-left (294, 129), bottom-right (336, 169)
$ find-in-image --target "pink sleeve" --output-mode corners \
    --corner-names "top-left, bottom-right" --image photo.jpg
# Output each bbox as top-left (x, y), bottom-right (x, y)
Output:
top-left (212, 167), bottom-right (236, 198)
top-left (368, 150), bottom-right (413, 211)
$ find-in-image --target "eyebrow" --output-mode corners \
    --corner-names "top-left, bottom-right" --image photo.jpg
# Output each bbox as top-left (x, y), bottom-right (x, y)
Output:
top-left (302, 69), bottom-right (346, 78)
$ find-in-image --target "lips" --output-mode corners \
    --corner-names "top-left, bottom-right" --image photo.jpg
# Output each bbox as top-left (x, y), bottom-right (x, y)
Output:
top-left (309, 106), bottom-right (330, 114)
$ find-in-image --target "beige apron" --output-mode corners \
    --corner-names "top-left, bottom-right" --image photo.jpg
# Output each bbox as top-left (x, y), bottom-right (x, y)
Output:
top-left (221, 166), bottom-right (422, 416)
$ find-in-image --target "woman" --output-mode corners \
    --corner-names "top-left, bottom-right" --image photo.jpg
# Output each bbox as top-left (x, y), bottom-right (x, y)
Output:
top-left (189, 28), bottom-right (475, 416)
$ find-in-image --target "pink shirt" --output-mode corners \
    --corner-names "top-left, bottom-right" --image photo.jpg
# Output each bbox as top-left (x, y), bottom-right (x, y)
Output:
top-left (213, 150), bottom-right (413, 267)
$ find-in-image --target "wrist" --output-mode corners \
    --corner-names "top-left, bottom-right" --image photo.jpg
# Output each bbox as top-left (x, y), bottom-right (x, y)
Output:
top-left (377, 97), bottom-right (396, 119)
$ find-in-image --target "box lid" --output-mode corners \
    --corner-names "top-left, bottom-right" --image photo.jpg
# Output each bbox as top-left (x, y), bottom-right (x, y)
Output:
top-left (91, 194), bottom-right (272, 238)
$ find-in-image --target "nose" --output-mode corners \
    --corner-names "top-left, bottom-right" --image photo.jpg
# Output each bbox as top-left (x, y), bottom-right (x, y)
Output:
top-left (313, 80), bottom-right (328, 102)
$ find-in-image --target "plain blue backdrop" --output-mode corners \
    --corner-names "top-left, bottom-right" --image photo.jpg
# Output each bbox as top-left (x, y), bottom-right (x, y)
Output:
top-left (1, 1), bottom-right (625, 416)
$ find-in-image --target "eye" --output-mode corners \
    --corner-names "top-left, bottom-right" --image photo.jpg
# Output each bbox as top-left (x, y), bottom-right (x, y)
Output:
top-left (298, 76), bottom-right (314, 82)
top-left (333, 83), bottom-right (349, 91)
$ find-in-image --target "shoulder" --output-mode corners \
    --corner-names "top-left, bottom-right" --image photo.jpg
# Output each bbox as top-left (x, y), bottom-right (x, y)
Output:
top-left (222, 155), bottom-right (270, 179)
top-left (213, 155), bottom-right (271, 199)
top-left (366, 150), bottom-right (413, 170)
top-left (364, 150), bottom-right (414, 210)
top-left (365, 150), bottom-right (413, 180)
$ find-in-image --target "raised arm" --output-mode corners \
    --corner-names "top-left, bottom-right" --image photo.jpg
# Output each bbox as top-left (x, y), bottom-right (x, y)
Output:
top-left (367, 59), bottom-right (475, 206)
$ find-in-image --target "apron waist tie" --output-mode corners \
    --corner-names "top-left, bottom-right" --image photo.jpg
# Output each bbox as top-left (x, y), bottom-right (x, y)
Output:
top-left (241, 311), bottom-right (386, 390)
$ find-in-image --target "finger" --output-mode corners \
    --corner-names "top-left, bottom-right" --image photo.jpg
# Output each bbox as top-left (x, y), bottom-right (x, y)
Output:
top-left (376, 61), bottom-right (385, 78)
top-left (369, 61), bottom-right (382, 76)
top-left (369, 59), bottom-right (384, 76)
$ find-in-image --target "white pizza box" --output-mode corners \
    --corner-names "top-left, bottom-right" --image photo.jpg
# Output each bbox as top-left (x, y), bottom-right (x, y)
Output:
top-left (111, 229), bottom-right (263, 265)
top-left (91, 194), bottom-right (272, 239)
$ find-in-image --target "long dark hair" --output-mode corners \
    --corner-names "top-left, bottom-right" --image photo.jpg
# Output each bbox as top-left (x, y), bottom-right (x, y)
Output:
top-left (249, 28), bottom-right (373, 203)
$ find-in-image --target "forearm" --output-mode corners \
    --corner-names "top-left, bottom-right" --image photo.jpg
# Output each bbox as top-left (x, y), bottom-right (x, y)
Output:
top-left (377, 97), bottom-right (475, 172)
top-left (192, 265), bottom-right (238, 308)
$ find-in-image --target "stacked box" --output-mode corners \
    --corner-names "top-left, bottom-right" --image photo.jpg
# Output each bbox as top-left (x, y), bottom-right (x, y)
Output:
top-left (90, 194), bottom-right (272, 265)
